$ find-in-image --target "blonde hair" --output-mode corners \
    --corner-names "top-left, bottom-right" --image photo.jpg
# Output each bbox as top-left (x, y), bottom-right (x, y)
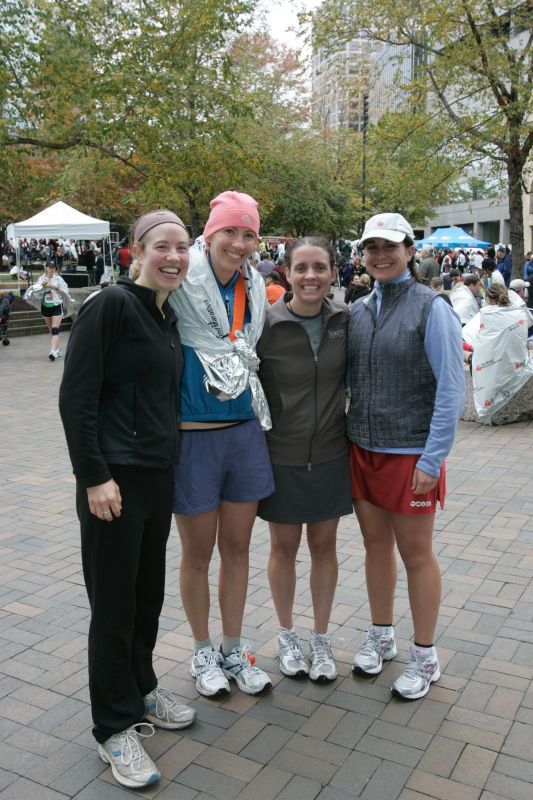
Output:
top-left (359, 273), bottom-right (371, 286)
top-left (486, 284), bottom-right (510, 306)
top-left (129, 249), bottom-right (143, 281)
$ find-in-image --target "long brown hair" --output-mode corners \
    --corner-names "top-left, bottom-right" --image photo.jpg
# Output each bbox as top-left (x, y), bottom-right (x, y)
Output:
top-left (403, 236), bottom-right (420, 282)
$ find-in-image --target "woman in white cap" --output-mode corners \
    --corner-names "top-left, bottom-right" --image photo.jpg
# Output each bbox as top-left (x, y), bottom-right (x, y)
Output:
top-left (347, 212), bottom-right (465, 700)
top-left (59, 210), bottom-right (195, 790)
top-left (169, 191), bottom-right (274, 699)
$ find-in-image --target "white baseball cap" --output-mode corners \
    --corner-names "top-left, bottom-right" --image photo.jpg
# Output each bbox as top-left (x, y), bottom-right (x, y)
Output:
top-left (509, 279), bottom-right (530, 290)
top-left (360, 213), bottom-right (414, 244)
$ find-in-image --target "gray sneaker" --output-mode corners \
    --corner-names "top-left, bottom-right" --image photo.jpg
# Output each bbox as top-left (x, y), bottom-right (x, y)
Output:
top-left (218, 645), bottom-right (272, 695)
top-left (190, 646), bottom-right (230, 697)
top-left (391, 646), bottom-right (440, 700)
top-left (278, 630), bottom-right (309, 678)
top-left (97, 723), bottom-right (160, 789)
top-left (352, 626), bottom-right (397, 676)
top-left (309, 634), bottom-right (337, 683)
top-left (144, 686), bottom-right (196, 729)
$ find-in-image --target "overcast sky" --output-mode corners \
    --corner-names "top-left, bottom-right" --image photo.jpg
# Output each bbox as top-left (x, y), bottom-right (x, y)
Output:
top-left (265, 0), bottom-right (320, 47)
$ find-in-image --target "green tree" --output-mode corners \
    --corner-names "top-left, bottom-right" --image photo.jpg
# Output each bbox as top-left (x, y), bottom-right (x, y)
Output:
top-left (309, 0), bottom-right (532, 274)
top-left (1, 0), bottom-right (263, 232)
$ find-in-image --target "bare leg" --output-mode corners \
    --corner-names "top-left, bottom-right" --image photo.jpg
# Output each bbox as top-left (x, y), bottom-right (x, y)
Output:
top-left (354, 500), bottom-right (397, 625)
top-left (50, 314), bottom-right (63, 351)
top-left (307, 518), bottom-right (339, 634)
top-left (217, 501), bottom-right (257, 638)
top-left (268, 523), bottom-right (303, 630)
top-left (393, 513), bottom-right (441, 644)
top-left (175, 510), bottom-right (218, 641)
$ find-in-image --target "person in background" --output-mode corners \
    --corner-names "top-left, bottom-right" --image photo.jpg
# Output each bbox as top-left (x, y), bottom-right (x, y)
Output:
top-left (273, 257), bottom-right (291, 290)
top-left (265, 271), bottom-right (285, 305)
top-left (257, 251), bottom-right (275, 277)
top-left (35, 263), bottom-right (70, 361)
top-left (496, 246), bottom-right (512, 287)
top-left (0, 291), bottom-right (12, 346)
top-left (258, 237), bottom-right (351, 682)
top-left (348, 212), bottom-right (465, 701)
top-left (450, 273), bottom-right (482, 324)
top-left (59, 209), bottom-right (195, 790)
top-left (418, 246), bottom-right (440, 285)
top-left (429, 276), bottom-right (452, 306)
top-left (117, 241), bottom-right (133, 276)
top-left (344, 273), bottom-right (371, 306)
top-left (94, 248), bottom-right (105, 286)
top-left (483, 259), bottom-right (505, 287)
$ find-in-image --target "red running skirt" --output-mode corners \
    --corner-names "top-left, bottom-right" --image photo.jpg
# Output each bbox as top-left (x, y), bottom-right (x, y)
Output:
top-left (350, 442), bottom-right (445, 516)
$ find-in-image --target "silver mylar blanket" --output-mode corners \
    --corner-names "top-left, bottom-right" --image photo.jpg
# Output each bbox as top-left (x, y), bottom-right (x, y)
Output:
top-left (24, 278), bottom-right (76, 318)
top-left (169, 249), bottom-right (272, 430)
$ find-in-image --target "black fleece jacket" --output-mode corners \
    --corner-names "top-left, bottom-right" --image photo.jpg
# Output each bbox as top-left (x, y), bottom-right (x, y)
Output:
top-left (59, 279), bottom-right (183, 488)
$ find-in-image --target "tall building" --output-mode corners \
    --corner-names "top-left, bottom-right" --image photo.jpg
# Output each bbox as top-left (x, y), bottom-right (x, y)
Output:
top-left (311, 3), bottom-right (422, 130)
top-left (368, 43), bottom-right (426, 124)
top-left (311, 33), bottom-right (382, 130)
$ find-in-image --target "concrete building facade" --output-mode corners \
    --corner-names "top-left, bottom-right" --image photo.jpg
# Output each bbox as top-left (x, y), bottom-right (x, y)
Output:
top-left (419, 193), bottom-right (532, 251)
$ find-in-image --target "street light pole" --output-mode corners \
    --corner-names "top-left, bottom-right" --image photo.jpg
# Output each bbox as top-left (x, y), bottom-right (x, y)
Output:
top-left (361, 93), bottom-right (369, 234)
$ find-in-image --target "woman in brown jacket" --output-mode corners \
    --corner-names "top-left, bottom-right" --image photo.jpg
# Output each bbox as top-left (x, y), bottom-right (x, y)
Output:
top-left (257, 237), bottom-right (351, 684)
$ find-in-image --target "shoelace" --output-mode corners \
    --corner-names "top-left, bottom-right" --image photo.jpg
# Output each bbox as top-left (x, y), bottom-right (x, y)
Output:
top-left (195, 649), bottom-right (223, 680)
top-left (228, 645), bottom-right (262, 676)
top-left (311, 637), bottom-right (332, 663)
top-left (403, 653), bottom-right (435, 682)
top-left (279, 633), bottom-right (306, 663)
top-left (150, 687), bottom-right (178, 721)
top-left (117, 723), bottom-right (155, 768)
top-left (359, 631), bottom-right (383, 657)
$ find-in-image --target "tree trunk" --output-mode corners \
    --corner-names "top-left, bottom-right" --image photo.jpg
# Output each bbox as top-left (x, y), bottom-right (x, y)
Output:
top-left (187, 194), bottom-right (202, 240)
top-left (507, 154), bottom-right (525, 280)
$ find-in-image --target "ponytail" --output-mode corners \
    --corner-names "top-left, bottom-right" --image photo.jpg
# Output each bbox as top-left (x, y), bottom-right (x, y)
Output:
top-left (404, 236), bottom-right (421, 282)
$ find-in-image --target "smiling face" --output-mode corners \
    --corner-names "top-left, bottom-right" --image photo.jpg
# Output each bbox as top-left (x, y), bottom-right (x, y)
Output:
top-left (287, 244), bottom-right (335, 315)
top-left (363, 238), bottom-right (415, 283)
top-left (133, 223), bottom-right (190, 299)
top-left (206, 226), bottom-right (257, 283)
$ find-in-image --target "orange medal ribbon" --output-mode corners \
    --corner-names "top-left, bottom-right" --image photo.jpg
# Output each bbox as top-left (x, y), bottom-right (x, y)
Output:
top-left (229, 273), bottom-right (246, 342)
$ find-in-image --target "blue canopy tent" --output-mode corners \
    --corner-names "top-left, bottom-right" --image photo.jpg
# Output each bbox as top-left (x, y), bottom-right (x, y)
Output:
top-left (416, 226), bottom-right (492, 249)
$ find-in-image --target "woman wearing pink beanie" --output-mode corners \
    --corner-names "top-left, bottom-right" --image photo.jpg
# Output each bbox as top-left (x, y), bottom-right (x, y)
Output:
top-left (169, 191), bottom-right (274, 698)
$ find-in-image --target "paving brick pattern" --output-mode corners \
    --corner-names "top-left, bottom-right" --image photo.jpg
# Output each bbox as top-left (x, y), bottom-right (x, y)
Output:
top-left (1, 333), bottom-right (532, 799)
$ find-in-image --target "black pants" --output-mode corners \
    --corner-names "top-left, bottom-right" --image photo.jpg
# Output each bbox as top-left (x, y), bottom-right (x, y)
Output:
top-left (77, 465), bottom-right (173, 743)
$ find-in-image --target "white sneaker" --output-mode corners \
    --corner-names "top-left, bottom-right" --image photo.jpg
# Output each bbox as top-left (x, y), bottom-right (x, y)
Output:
top-left (218, 645), bottom-right (272, 695)
top-left (48, 350), bottom-right (56, 361)
top-left (391, 646), bottom-right (441, 700)
top-left (278, 630), bottom-right (309, 678)
top-left (309, 633), bottom-right (337, 682)
top-left (143, 687), bottom-right (196, 729)
top-left (97, 723), bottom-right (160, 789)
top-left (352, 626), bottom-right (397, 676)
top-left (54, 348), bottom-right (63, 358)
top-left (190, 646), bottom-right (230, 697)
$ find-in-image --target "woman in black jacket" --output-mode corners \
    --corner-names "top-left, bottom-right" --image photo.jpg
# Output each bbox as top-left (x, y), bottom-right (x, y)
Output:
top-left (344, 272), bottom-right (371, 305)
top-left (59, 210), bottom-right (195, 790)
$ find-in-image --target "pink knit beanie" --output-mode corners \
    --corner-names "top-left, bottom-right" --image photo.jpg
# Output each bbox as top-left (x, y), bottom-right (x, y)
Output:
top-left (203, 191), bottom-right (260, 241)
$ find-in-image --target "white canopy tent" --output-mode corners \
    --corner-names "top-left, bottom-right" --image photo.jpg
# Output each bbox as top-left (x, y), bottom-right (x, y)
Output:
top-left (7, 201), bottom-right (112, 293)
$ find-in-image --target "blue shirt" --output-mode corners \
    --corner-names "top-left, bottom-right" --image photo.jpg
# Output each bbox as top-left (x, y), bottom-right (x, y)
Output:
top-left (180, 265), bottom-right (254, 422)
top-left (366, 270), bottom-right (465, 476)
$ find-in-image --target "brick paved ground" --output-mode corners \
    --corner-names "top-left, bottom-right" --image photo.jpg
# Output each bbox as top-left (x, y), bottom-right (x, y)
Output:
top-left (1, 332), bottom-right (533, 800)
